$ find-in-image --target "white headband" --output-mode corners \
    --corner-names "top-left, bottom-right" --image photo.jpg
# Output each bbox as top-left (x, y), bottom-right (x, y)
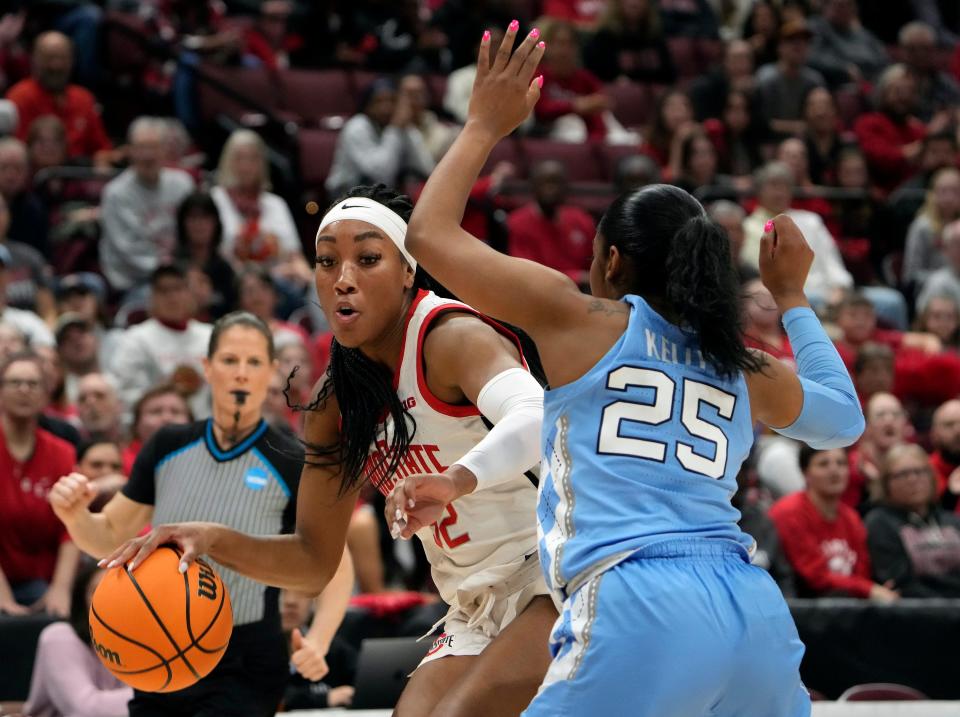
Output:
top-left (316, 197), bottom-right (416, 270)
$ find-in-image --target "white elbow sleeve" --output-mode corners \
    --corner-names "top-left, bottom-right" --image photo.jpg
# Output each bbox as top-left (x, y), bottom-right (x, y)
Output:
top-left (454, 368), bottom-right (544, 491)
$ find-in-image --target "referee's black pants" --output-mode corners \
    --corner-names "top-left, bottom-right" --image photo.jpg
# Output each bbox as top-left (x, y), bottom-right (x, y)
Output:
top-left (129, 619), bottom-right (288, 717)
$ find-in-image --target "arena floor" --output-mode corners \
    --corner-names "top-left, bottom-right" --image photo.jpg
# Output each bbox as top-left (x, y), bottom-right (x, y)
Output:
top-left (278, 705), bottom-right (960, 716)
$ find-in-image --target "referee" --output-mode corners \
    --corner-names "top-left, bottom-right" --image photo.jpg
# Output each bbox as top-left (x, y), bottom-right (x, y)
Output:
top-left (51, 311), bottom-right (347, 717)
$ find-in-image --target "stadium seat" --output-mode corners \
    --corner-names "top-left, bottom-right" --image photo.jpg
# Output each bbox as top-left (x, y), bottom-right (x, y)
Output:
top-left (838, 683), bottom-right (928, 701)
top-left (521, 139), bottom-right (605, 182)
top-left (350, 637), bottom-right (431, 709)
top-left (102, 11), bottom-right (150, 79)
top-left (196, 65), bottom-right (280, 125)
top-left (297, 128), bottom-right (340, 191)
top-left (279, 69), bottom-right (356, 125)
top-left (668, 37), bottom-right (700, 79)
top-left (605, 81), bottom-right (656, 130)
top-left (482, 137), bottom-right (524, 176)
top-left (599, 144), bottom-right (644, 183)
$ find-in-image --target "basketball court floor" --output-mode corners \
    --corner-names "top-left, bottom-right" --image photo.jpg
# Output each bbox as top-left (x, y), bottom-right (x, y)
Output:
top-left (278, 705), bottom-right (960, 716)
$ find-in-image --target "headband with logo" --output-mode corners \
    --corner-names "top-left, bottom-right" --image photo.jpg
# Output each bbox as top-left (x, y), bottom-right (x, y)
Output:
top-left (315, 197), bottom-right (416, 270)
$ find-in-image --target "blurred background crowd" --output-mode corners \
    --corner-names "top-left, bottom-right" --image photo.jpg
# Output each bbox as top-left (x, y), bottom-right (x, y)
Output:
top-left (3, 0), bottom-right (960, 710)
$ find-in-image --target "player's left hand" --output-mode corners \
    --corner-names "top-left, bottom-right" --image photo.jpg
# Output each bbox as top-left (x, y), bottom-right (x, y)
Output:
top-left (386, 469), bottom-right (475, 540)
top-left (32, 584), bottom-right (70, 618)
top-left (290, 628), bottom-right (330, 681)
top-left (466, 20), bottom-right (546, 141)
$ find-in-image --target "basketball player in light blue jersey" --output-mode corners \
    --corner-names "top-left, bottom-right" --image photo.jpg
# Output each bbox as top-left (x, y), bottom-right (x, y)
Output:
top-left (396, 24), bottom-right (864, 716)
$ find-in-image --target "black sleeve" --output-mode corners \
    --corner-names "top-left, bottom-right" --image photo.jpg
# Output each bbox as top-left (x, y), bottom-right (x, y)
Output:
top-left (865, 509), bottom-right (912, 590)
top-left (263, 429), bottom-right (304, 534)
top-left (122, 432), bottom-right (162, 506)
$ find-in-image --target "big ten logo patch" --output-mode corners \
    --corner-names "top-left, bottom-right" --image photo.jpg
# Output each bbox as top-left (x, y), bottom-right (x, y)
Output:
top-left (244, 466), bottom-right (269, 491)
top-left (197, 561), bottom-right (218, 601)
top-left (426, 632), bottom-right (454, 656)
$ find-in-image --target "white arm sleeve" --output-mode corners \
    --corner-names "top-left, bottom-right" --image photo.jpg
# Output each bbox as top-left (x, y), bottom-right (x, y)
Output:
top-left (453, 368), bottom-right (544, 491)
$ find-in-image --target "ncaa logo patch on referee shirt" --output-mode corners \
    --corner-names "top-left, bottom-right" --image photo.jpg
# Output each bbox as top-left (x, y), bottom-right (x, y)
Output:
top-left (244, 466), bottom-right (269, 491)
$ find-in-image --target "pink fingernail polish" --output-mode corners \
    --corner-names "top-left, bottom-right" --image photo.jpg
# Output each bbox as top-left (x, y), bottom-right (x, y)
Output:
top-left (530, 28), bottom-right (540, 39)
top-left (536, 75), bottom-right (544, 88)
top-left (538, 41), bottom-right (545, 49)
top-left (764, 220), bottom-right (774, 232)
top-left (482, 30), bottom-right (490, 41)
top-left (509, 19), bottom-right (519, 31)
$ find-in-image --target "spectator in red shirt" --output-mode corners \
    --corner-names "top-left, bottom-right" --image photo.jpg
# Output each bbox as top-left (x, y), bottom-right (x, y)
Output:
top-left (853, 64), bottom-right (929, 194)
top-left (120, 384), bottom-right (192, 476)
top-left (833, 292), bottom-right (940, 371)
top-left (5, 32), bottom-right (113, 167)
top-left (535, 19), bottom-right (611, 141)
top-left (0, 351), bottom-right (78, 616)
top-left (845, 392), bottom-right (912, 510)
top-left (769, 444), bottom-right (899, 602)
top-left (930, 399), bottom-right (960, 505)
top-left (505, 160), bottom-right (596, 287)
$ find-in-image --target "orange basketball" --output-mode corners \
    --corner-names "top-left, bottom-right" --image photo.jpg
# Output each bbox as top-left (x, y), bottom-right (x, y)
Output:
top-left (89, 545), bottom-right (233, 692)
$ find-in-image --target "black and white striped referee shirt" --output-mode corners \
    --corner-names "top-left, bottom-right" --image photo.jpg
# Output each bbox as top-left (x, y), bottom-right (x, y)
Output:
top-left (122, 419), bottom-right (303, 627)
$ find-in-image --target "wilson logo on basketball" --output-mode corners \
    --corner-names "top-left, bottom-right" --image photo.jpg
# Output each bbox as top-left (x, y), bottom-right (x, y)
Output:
top-left (197, 562), bottom-right (218, 601)
top-left (92, 638), bottom-right (122, 666)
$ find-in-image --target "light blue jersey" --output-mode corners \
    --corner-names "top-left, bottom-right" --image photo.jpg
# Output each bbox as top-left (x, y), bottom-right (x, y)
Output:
top-left (526, 294), bottom-right (810, 717)
top-left (538, 294), bottom-right (755, 596)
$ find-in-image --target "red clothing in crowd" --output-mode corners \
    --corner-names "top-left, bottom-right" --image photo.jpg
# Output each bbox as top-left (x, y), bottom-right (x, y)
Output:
top-left (834, 328), bottom-right (905, 369)
top-left (853, 111), bottom-right (925, 193)
top-left (930, 450), bottom-right (957, 501)
top-left (6, 78), bottom-right (112, 159)
top-left (535, 67), bottom-right (607, 139)
top-left (843, 445), bottom-right (876, 509)
top-left (506, 202), bottom-right (595, 283)
top-left (542, 0), bottom-right (607, 26)
top-left (121, 438), bottom-right (142, 477)
top-left (743, 333), bottom-right (796, 369)
top-left (243, 28), bottom-right (304, 70)
top-left (0, 426), bottom-right (75, 584)
top-left (769, 491), bottom-right (874, 598)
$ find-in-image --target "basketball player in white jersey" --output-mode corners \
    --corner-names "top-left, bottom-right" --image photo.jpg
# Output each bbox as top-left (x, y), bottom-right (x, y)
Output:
top-left (101, 184), bottom-right (556, 717)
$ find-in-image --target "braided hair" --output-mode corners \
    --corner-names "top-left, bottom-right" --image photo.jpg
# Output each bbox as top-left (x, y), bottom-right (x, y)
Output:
top-left (292, 184), bottom-right (546, 496)
top-left (290, 185), bottom-right (444, 495)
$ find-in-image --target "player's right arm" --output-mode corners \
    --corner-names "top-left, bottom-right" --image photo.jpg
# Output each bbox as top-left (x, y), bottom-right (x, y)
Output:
top-left (98, 388), bottom-right (356, 597)
top-left (50, 474), bottom-right (153, 559)
top-left (745, 216), bottom-right (864, 447)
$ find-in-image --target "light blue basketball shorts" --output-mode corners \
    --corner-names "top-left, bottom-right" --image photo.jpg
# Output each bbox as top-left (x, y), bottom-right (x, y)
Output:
top-left (523, 539), bottom-right (811, 717)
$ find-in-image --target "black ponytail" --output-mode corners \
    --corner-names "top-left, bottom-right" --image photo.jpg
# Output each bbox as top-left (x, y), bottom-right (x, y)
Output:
top-left (288, 184), bottom-right (546, 496)
top-left (599, 184), bottom-right (763, 379)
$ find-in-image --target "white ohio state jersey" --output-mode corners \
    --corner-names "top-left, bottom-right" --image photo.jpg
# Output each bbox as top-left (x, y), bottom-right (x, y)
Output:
top-left (366, 290), bottom-right (540, 605)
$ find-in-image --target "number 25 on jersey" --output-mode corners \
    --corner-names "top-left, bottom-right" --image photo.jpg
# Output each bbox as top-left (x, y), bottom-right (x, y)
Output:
top-left (597, 367), bottom-right (735, 479)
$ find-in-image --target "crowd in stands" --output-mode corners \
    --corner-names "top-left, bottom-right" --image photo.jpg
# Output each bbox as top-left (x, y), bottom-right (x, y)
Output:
top-left (3, 0), bottom-right (960, 712)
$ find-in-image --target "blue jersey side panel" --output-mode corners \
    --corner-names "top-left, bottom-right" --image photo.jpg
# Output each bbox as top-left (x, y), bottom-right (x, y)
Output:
top-left (537, 295), bottom-right (756, 592)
